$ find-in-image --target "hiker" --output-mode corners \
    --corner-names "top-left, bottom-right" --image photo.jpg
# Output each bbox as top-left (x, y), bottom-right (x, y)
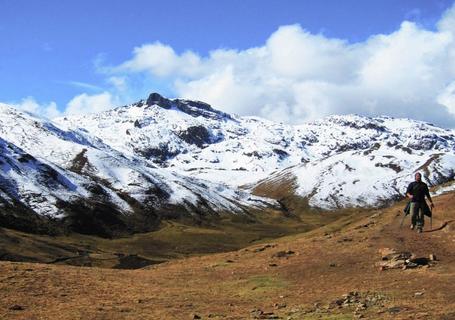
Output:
top-left (405, 172), bottom-right (434, 233)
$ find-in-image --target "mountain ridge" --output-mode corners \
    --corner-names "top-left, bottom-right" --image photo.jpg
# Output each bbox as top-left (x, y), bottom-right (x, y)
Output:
top-left (0, 100), bottom-right (276, 236)
top-left (1, 93), bottom-right (455, 235)
top-left (57, 93), bottom-right (455, 207)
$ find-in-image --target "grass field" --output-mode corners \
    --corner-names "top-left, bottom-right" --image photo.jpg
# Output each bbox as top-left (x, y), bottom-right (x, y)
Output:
top-left (0, 191), bottom-right (454, 319)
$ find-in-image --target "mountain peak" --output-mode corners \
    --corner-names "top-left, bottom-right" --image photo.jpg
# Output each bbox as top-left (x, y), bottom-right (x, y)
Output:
top-left (146, 92), bottom-right (172, 109)
top-left (143, 92), bottom-right (233, 121)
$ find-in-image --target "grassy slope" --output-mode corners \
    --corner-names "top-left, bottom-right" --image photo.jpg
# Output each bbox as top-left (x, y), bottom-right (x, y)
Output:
top-left (0, 205), bottom-right (353, 268)
top-left (0, 191), bottom-right (454, 319)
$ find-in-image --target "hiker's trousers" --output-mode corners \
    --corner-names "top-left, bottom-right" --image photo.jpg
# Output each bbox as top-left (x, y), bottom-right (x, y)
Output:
top-left (410, 202), bottom-right (425, 228)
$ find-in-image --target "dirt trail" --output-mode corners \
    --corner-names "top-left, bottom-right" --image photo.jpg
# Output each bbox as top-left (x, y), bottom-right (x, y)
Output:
top-left (0, 193), bottom-right (454, 319)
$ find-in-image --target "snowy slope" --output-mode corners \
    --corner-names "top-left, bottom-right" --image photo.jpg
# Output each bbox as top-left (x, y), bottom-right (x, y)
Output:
top-left (0, 103), bottom-right (275, 227)
top-left (56, 93), bottom-right (455, 209)
top-left (1, 91), bottom-right (454, 228)
top-left (255, 116), bottom-right (455, 208)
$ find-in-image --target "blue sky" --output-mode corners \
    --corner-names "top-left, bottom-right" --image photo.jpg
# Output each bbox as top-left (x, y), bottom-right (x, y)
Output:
top-left (2, 0), bottom-right (455, 126)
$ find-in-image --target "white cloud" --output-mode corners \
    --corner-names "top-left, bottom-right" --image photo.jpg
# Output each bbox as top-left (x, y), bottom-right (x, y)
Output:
top-left (67, 81), bottom-right (103, 91)
top-left (10, 97), bottom-right (61, 119)
top-left (107, 76), bottom-right (127, 91)
top-left (65, 92), bottom-right (115, 116)
top-left (437, 81), bottom-right (455, 116)
top-left (4, 92), bottom-right (117, 119)
top-left (102, 4), bottom-right (455, 128)
top-left (114, 41), bottom-right (202, 78)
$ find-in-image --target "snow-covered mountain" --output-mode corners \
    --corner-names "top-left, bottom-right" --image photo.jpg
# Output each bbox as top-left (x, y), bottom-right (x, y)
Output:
top-left (0, 102), bottom-right (274, 235)
top-left (1, 92), bottom-right (455, 234)
top-left (57, 93), bottom-right (455, 208)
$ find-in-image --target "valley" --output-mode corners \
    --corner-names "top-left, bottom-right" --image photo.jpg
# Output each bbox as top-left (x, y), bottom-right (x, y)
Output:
top-left (1, 191), bottom-right (454, 319)
top-left (1, 93), bottom-right (454, 319)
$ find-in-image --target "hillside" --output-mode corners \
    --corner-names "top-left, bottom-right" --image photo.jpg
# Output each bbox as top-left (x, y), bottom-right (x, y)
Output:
top-left (1, 93), bottom-right (454, 237)
top-left (1, 191), bottom-right (453, 319)
top-left (0, 102), bottom-right (276, 236)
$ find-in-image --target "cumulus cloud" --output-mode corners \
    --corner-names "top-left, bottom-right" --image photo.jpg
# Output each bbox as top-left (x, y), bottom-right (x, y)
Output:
top-left (65, 92), bottom-right (115, 115)
top-left (10, 97), bottom-right (61, 119)
top-left (5, 92), bottom-right (117, 118)
top-left (104, 4), bottom-right (455, 127)
top-left (114, 42), bottom-right (202, 78)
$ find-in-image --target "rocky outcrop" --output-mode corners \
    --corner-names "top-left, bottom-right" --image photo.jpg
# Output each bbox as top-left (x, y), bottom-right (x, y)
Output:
top-left (145, 92), bottom-right (232, 120)
top-left (377, 248), bottom-right (434, 270)
top-left (177, 125), bottom-right (212, 148)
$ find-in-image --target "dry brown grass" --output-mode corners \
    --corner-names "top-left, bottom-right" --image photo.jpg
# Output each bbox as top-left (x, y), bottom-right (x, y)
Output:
top-left (0, 192), bottom-right (454, 319)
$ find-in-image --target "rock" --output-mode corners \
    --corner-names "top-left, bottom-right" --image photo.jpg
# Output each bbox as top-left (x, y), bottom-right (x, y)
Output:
top-left (138, 144), bottom-right (180, 163)
top-left (378, 259), bottom-right (406, 270)
top-left (190, 314), bottom-right (202, 319)
top-left (414, 292), bottom-right (425, 297)
top-left (334, 299), bottom-right (345, 306)
top-left (331, 291), bottom-right (385, 311)
top-left (274, 303), bottom-right (287, 309)
top-left (146, 92), bottom-right (173, 108)
top-left (269, 263), bottom-right (278, 267)
top-left (272, 250), bottom-right (295, 258)
top-left (429, 254), bottom-right (437, 261)
top-left (404, 260), bottom-right (419, 268)
top-left (257, 313), bottom-right (279, 319)
top-left (387, 306), bottom-right (401, 314)
top-left (273, 148), bottom-right (289, 160)
top-left (177, 125), bottom-right (212, 148)
top-left (356, 303), bottom-right (367, 311)
top-left (250, 309), bottom-right (264, 317)
top-left (390, 252), bottom-right (413, 261)
top-left (253, 244), bottom-right (276, 252)
top-left (378, 249), bottom-right (428, 270)
top-left (9, 305), bottom-right (24, 311)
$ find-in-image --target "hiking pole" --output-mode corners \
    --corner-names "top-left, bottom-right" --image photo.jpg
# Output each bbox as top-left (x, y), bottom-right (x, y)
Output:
top-left (399, 211), bottom-right (407, 229)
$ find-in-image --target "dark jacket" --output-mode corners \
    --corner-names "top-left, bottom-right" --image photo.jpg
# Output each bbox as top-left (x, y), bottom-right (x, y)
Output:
top-left (406, 181), bottom-right (432, 203)
top-left (403, 201), bottom-right (432, 217)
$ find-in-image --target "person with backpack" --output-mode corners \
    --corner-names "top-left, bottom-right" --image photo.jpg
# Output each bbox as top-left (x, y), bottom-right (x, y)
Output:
top-left (405, 172), bottom-right (435, 233)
